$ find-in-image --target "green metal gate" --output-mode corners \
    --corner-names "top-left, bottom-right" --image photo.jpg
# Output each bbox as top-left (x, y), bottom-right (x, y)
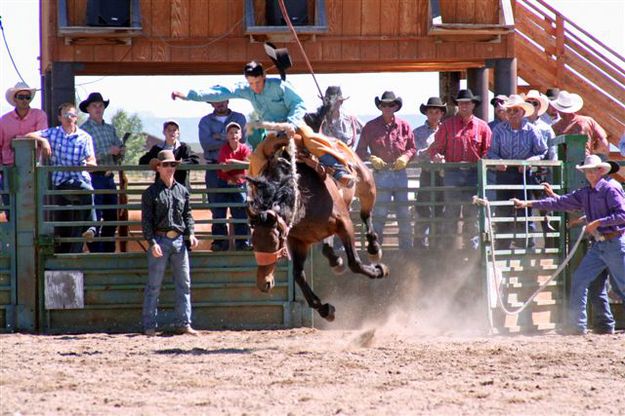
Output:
top-left (0, 165), bottom-right (16, 331)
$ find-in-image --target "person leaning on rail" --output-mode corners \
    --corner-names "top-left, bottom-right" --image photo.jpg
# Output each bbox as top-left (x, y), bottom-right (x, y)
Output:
top-left (141, 149), bottom-right (199, 337)
top-left (512, 155), bottom-right (625, 335)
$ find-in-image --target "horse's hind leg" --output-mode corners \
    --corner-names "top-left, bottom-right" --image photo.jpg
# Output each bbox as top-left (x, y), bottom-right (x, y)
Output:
top-left (321, 237), bottom-right (346, 275)
top-left (292, 242), bottom-right (336, 321)
top-left (337, 221), bottom-right (389, 279)
top-left (355, 165), bottom-right (382, 261)
top-left (361, 210), bottom-right (382, 261)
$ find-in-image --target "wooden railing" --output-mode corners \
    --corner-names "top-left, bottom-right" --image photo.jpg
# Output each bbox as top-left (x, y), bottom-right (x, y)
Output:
top-left (514, 0), bottom-right (625, 143)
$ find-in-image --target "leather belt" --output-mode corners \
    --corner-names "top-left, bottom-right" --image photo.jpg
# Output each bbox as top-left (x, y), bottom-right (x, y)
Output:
top-left (156, 230), bottom-right (181, 238)
top-left (601, 230), bottom-right (624, 241)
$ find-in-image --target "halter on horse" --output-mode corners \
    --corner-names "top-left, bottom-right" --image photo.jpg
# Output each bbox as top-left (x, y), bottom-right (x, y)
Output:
top-left (246, 132), bottom-right (388, 321)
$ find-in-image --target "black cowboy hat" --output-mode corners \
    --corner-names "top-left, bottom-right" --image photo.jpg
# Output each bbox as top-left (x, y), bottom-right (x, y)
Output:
top-left (79, 92), bottom-right (109, 113)
top-left (452, 89), bottom-right (481, 105)
top-left (489, 94), bottom-right (508, 107)
top-left (264, 42), bottom-right (292, 81)
top-left (324, 86), bottom-right (348, 102)
top-left (419, 96), bottom-right (447, 115)
top-left (607, 160), bottom-right (621, 175)
top-left (545, 88), bottom-right (560, 100)
top-left (375, 91), bottom-right (402, 111)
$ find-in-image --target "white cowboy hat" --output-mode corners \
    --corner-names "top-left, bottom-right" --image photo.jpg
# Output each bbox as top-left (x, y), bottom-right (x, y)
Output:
top-left (575, 154), bottom-right (611, 174)
top-left (501, 94), bottom-right (535, 117)
top-left (550, 90), bottom-right (584, 113)
top-left (522, 89), bottom-right (549, 116)
top-left (5, 82), bottom-right (36, 107)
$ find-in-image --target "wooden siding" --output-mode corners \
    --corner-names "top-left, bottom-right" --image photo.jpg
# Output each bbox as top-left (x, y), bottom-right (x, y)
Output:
top-left (41, 0), bottom-right (513, 75)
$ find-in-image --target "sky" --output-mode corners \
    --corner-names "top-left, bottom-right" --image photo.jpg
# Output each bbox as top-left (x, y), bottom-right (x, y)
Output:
top-left (1, 0), bottom-right (624, 136)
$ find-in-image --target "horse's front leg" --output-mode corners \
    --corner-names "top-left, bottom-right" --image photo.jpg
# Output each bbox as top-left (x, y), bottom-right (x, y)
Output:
top-left (291, 241), bottom-right (336, 321)
top-left (321, 237), bottom-right (346, 275)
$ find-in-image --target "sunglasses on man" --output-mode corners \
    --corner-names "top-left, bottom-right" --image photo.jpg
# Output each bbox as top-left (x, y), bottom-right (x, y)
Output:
top-left (63, 112), bottom-right (78, 119)
top-left (15, 94), bottom-right (32, 101)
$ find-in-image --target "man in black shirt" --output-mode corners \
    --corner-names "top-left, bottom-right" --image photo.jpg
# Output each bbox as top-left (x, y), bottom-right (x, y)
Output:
top-left (141, 150), bottom-right (199, 336)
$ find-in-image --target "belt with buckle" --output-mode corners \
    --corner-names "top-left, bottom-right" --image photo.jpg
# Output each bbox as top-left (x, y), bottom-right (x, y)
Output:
top-left (156, 230), bottom-right (181, 238)
top-left (601, 230), bottom-right (624, 241)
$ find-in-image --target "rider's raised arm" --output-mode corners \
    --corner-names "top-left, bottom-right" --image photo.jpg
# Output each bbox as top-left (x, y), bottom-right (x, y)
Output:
top-left (281, 81), bottom-right (307, 127)
top-left (186, 83), bottom-right (253, 103)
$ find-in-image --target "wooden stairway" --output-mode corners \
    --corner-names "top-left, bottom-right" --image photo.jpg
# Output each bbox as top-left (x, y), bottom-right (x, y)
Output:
top-left (514, 0), bottom-right (625, 145)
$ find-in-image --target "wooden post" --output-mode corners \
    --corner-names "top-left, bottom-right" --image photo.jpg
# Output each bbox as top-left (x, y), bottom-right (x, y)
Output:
top-left (439, 71), bottom-right (460, 117)
top-left (467, 67), bottom-right (489, 121)
top-left (555, 13), bottom-right (565, 86)
top-left (49, 62), bottom-right (76, 126)
top-left (13, 139), bottom-right (38, 332)
top-left (493, 58), bottom-right (517, 97)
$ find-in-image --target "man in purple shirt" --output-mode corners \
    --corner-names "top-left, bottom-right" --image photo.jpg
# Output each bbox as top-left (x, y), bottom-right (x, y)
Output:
top-left (356, 91), bottom-right (416, 249)
top-left (513, 155), bottom-right (625, 335)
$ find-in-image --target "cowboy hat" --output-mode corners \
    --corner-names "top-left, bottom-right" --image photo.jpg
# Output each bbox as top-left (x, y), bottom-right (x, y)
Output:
top-left (501, 94), bottom-right (535, 117)
top-left (264, 42), bottom-right (292, 81)
top-left (607, 160), bottom-right (621, 175)
top-left (419, 97), bottom-right (447, 115)
top-left (79, 92), bottom-right (110, 113)
top-left (324, 86), bottom-right (349, 102)
top-left (550, 90), bottom-right (584, 113)
top-left (575, 154), bottom-right (610, 174)
top-left (5, 82), bottom-right (36, 107)
top-left (522, 90), bottom-right (549, 116)
top-left (149, 149), bottom-right (180, 171)
top-left (544, 88), bottom-right (560, 100)
top-left (489, 94), bottom-right (508, 107)
top-left (453, 89), bottom-right (481, 105)
top-left (375, 91), bottom-right (402, 111)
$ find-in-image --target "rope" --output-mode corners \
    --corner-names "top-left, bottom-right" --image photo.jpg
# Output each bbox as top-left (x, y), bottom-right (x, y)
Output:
top-left (472, 195), bottom-right (586, 316)
top-left (276, 0), bottom-right (324, 99)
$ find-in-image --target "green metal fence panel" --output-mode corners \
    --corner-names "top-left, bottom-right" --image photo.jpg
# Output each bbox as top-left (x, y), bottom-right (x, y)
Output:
top-left (0, 165), bottom-right (16, 331)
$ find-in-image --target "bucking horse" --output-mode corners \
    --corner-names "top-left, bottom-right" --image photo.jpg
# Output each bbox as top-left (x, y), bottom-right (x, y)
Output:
top-left (246, 123), bottom-right (388, 321)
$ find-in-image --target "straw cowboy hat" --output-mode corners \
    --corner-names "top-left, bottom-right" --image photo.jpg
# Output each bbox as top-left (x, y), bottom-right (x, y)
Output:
top-left (375, 91), bottom-right (402, 111)
top-left (523, 90), bottom-right (550, 116)
top-left (419, 97), bottom-right (447, 115)
top-left (5, 82), bottom-right (36, 107)
top-left (79, 92), bottom-right (110, 113)
top-left (550, 90), bottom-right (584, 113)
top-left (501, 94), bottom-right (535, 117)
top-left (575, 154), bottom-right (611, 174)
top-left (453, 89), bottom-right (481, 105)
top-left (149, 149), bottom-right (180, 171)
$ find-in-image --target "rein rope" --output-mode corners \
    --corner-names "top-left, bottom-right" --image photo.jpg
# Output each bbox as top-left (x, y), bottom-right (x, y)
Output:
top-left (472, 195), bottom-right (586, 316)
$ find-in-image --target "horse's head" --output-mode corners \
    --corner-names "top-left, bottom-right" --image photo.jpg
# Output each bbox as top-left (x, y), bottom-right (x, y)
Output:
top-left (247, 205), bottom-right (290, 292)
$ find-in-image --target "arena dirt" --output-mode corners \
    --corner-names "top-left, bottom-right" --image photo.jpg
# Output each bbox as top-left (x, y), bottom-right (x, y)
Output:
top-left (1, 327), bottom-right (624, 415)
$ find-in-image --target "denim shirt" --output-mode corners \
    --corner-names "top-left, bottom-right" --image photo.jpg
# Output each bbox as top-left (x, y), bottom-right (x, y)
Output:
top-left (198, 111), bottom-right (247, 162)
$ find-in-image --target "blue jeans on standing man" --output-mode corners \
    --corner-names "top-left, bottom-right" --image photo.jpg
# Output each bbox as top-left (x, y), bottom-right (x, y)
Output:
top-left (569, 235), bottom-right (625, 332)
top-left (442, 167), bottom-right (479, 250)
top-left (214, 178), bottom-right (250, 249)
top-left (88, 173), bottom-right (118, 253)
top-left (142, 235), bottom-right (192, 331)
top-left (205, 168), bottom-right (227, 248)
top-left (373, 169), bottom-right (412, 249)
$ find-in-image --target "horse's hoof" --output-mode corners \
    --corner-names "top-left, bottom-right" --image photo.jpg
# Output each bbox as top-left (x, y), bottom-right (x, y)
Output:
top-left (374, 263), bottom-right (389, 278)
top-left (331, 257), bottom-right (347, 275)
top-left (368, 248), bottom-right (383, 262)
top-left (318, 303), bottom-right (336, 322)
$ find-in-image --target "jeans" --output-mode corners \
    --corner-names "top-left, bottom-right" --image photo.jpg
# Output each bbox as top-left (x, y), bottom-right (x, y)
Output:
top-left (373, 169), bottom-right (411, 249)
top-left (87, 173), bottom-right (117, 253)
top-left (569, 235), bottom-right (625, 331)
top-left (442, 168), bottom-right (479, 250)
top-left (215, 179), bottom-right (250, 248)
top-left (54, 179), bottom-right (98, 254)
top-left (205, 169), bottom-right (226, 239)
top-left (494, 168), bottom-right (537, 249)
top-left (414, 168), bottom-right (443, 247)
top-left (142, 235), bottom-right (192, 330)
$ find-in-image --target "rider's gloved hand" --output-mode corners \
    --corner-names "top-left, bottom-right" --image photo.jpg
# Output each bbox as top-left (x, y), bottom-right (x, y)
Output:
top-left (392, 154), bottom-right (410, 170)
top-left (369, 155), bottom-right (387, 170)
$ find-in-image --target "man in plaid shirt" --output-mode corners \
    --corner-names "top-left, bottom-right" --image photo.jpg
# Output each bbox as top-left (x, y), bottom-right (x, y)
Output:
top-left (27, 103), bottom-right (98, 253)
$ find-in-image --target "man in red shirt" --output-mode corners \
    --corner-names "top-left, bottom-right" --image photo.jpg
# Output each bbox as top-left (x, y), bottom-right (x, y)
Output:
top-left (214, 122), bottom-right (252, 251)
top-left (429, 89), bottom-right (492, 250)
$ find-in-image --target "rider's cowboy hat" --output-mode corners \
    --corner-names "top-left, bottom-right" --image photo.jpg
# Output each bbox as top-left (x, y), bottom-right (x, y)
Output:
top-left (149, 149), bottom-right (180, 171)
top-left (264, 42), bottom-right (292, 81)
top-left (375, 91), bottom-right (402, 111)
top-left (550, 90), bottom-right (584, 114)
top-left (5, 82), bottom-right (36, 107)
top-left (522, 90), bottom-right (550, 116)
top-left (501, 94), bottom-right (535, 117)
top-left (419, 97), bottom-right (447, 115)
top-left (575, 154), bottom-right (611, 174)
top-left (324, 86), bottom-right (349, 102)
top-left (79, 92), bottom-right (110, 113)
top-left (453, 89), bottom-right (481, 105)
